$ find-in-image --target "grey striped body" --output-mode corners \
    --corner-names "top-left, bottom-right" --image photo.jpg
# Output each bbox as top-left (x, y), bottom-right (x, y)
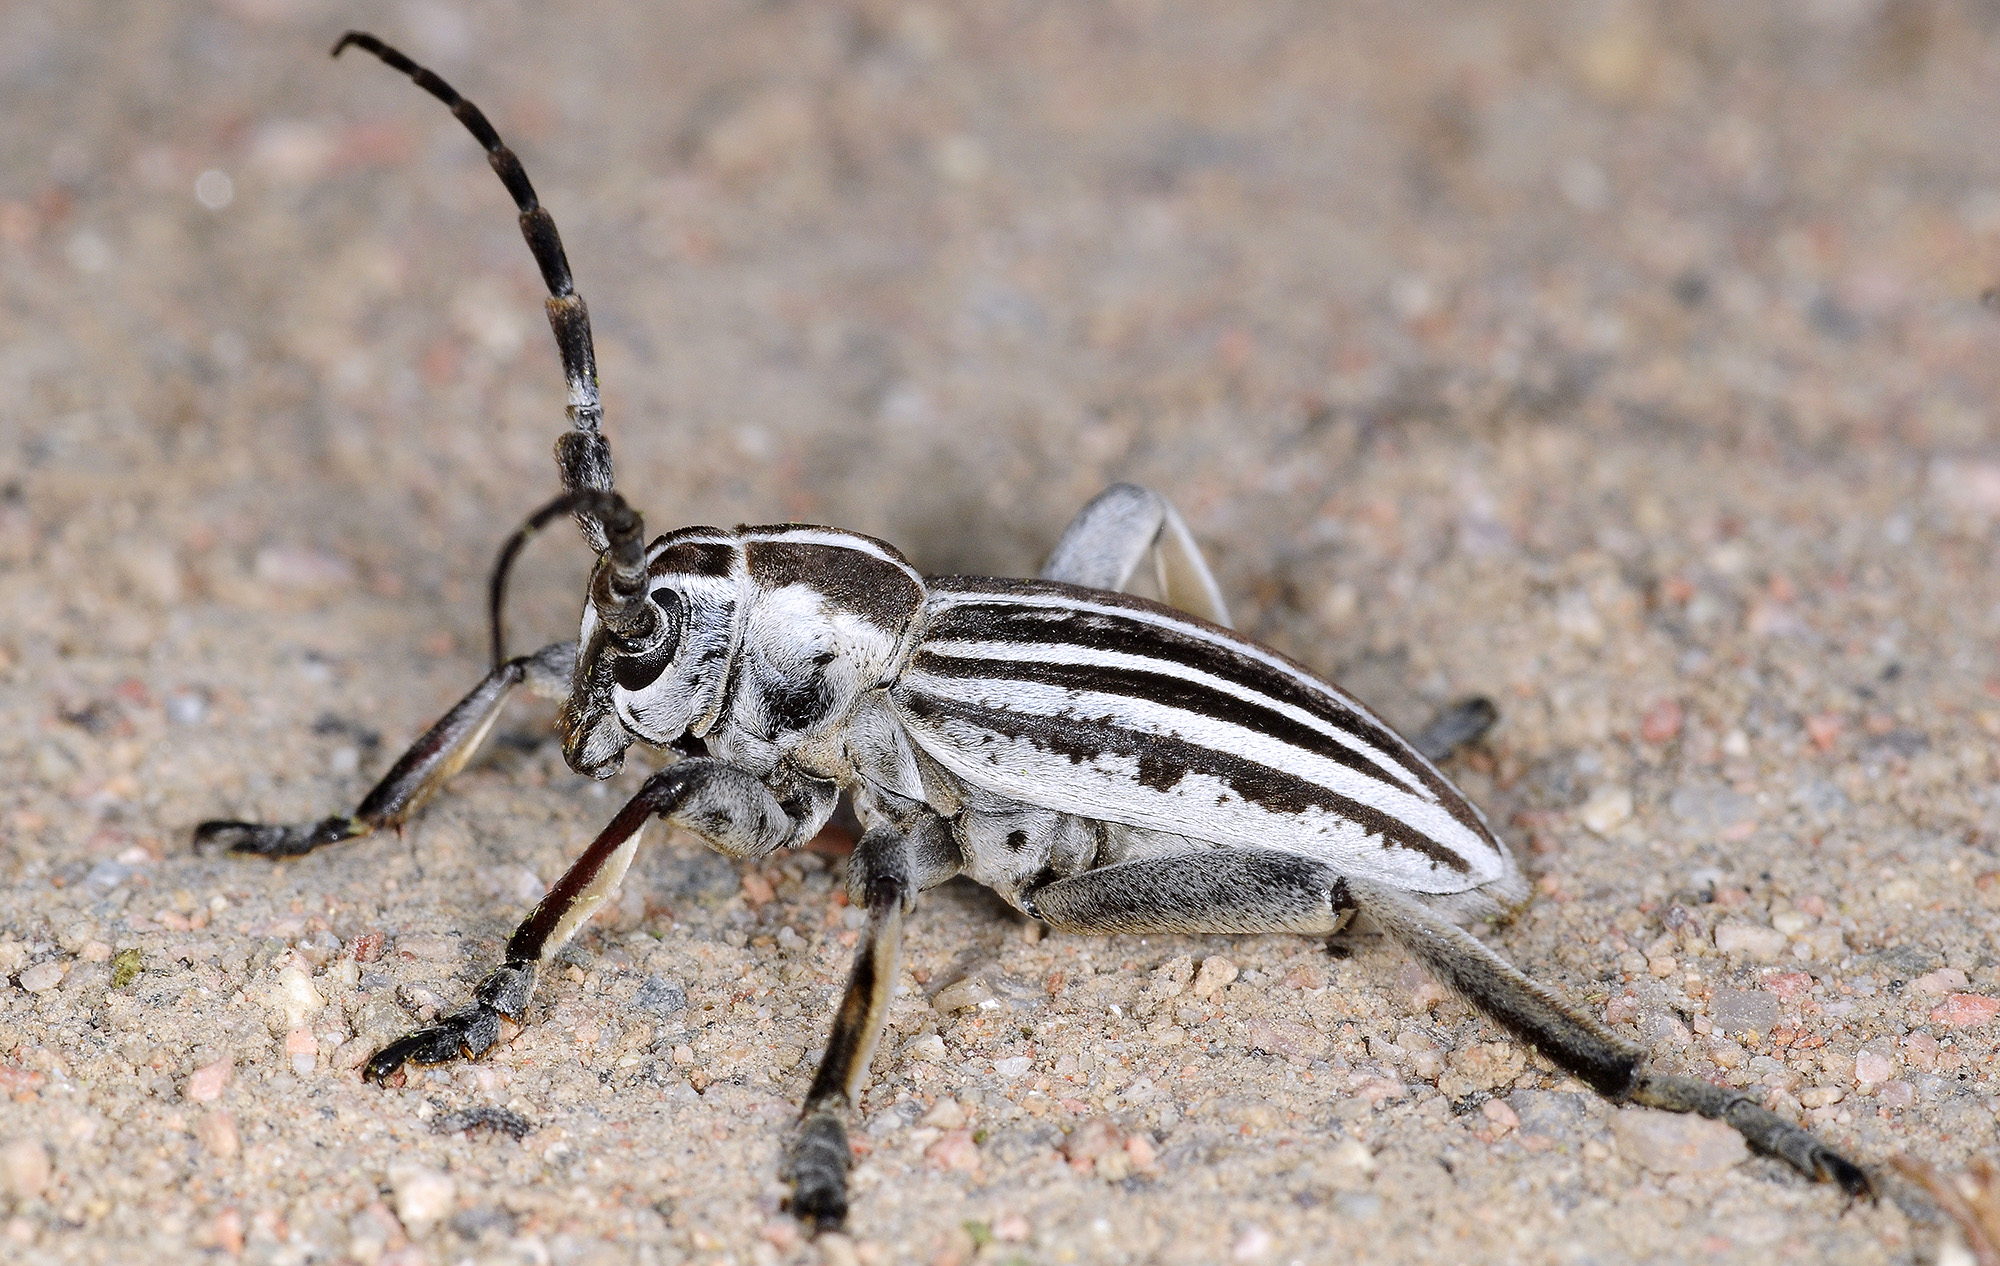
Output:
top-left (598, 525), bottom-right (1524, 922)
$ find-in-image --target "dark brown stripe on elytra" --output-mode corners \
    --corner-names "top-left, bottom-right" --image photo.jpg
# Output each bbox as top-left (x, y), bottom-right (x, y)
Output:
top-left (649, 534), bottom-right (737, 579)
top-left (922, 579), bottom-right (1497, 848)
top-left (896, 690), bottom-right (1472, 873)
top-left (746, 539), bottom-right (924, 633)
top-left (909, 651), bottom-right (1422, 800)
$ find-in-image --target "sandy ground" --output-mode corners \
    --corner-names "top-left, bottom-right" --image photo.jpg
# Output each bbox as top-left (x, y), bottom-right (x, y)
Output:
top-left (4, 0), bottom-right (2000, 1262)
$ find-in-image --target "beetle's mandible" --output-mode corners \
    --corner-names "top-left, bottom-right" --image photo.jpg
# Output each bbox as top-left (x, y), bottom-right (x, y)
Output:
top-left (196, 31), bottom-right (1872, 1232)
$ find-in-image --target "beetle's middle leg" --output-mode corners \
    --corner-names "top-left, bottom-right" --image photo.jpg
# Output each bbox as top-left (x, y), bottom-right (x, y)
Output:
top-left (787, 807), bottom-right (960, 1232)
top-left (363, 758), bottom-right (837, 1082)
top-left (1023, 854), bottom-right (1871, 1196)
top-left (1042, 485), bottom-right (1497, 758)
top-left (1042, 483), bottom-right (1232, 627)
top-left (194, 640), bottom-right (576, 857)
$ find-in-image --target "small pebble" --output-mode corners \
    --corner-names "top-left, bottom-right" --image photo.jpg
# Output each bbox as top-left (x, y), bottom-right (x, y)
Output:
top-left (387, 1161), bottom-right (455, 1234)
top-left (903, 1033), bottom-right (947, 1063)
top-left (1329, 1137), bottom-right (1375, 1172)
top-left (1481, 1098), bottom-right (1519, 1135)
top-left (1611, 1108), bottom-right (1746, 1175)
top-left (0, 1138), bottom-right (50, 1199)
top-left (1145, 954), bottom-right (1194, 1004)
top-left (1709, 988), bottom-right (1779, 1035)
top-left (818, 1232), bottom-right (861, 1266)
top-left (1853, 1050), bottom-right (1893, 1085)
top-left (1713, 922), bottom-right (1788, 963)
top-left (1061, 1117), bottom-right (1125, 1167)
top-left (209, 1209), bottom-right (244, 1255)
top-left (923, 1129), bottom-right (980, 1173)
top-left (284, 1027), bottom-right (317, 1075)
top-left (79, 941), bottom-right (112, 963)
top-left (1911, 968), bottom-right (1971, 996)
top-left (1639, 699), bottom-right (1684, 743)
top-left (184, 1056), bottom-right (232, 1103)
top-left (1247, 1017), bottom-right (1329, 1062)
top-left (17, 962), bottom-right (63, 994)
top-left (271, 964), bottom-right (325, 1029)
top-left (196, 1110), bottom-right (239, 1161)
top-left (1930, 994), bottom-right (2000, 1028)
top-left (993, 1055), bottom-right (1031, 1078)
top-left (993, 1213), bottom-right (1030, 1241)
top-left (932, 977), bottom-right (995, 1013)
top-left (1577, 785), bottom-right (1633, 835)
top-left (1232, 1225), bottom-right (1273, 1263)
top-left (1798, 1085), bottom-right (1844, 1108)
top-left (920, 1099), bottom-right (967, 1130)
top-left (1191, 956), bottom-right (1238, 998)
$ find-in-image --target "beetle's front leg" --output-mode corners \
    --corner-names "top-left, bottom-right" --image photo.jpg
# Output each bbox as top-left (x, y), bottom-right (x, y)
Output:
top-left (363, 758), bottom-right (836, 1082)
top-left (194, 641), bottom-right (575, 857)
top-left (787, 809), bottom-right (959, 1232)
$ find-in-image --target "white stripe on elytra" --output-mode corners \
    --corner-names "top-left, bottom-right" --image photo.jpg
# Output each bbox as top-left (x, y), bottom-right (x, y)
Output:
top-left (918, 636), bottom-right (1433, 799)
top-left (739, 526), bottom-right (926, 588)
top-left (900, 669), bottom-right (1489, 866)
top-left (926, 585), bottom-right (1450, 779)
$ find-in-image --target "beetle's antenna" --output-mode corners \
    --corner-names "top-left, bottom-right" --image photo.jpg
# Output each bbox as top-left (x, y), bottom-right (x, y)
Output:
top-left (488, 491), bottom-right (587, 668)
top-left (487, 489), bottom-right (656, 670)
top-left (332, 32), bottom-right (617, 554)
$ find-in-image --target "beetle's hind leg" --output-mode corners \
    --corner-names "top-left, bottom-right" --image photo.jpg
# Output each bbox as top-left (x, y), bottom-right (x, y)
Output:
top-left (193, 641), bottom-right (575, 857)
top-left (787, 809), bottom-right (959, 1232)
top-left (1043, 483), bottom-right (1232, 627)
top-left (1022, 856), bottom-right (1871, 1197)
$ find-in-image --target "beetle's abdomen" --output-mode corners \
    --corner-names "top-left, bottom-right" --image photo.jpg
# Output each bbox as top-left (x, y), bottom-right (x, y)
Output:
top-left (891, 579), bottom-right (1515, 896)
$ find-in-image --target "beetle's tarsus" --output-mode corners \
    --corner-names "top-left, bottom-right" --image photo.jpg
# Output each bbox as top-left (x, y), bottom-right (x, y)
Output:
top-left (1410, 695), bottom-right (1499, 763)
top-left (362, 1003), bottom-right (509, 1083)
top-left (785, 1109), bottom-right (852, 1233)
top-left (192, 815), bottom-right (363, 857)
top-left (1627, 1072), bottom-right (1872, 1198)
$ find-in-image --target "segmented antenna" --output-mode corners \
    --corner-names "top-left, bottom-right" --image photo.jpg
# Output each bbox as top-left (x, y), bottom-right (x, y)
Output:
top-left (331, 31), bottom-right (616, 552)
top-left (487, 489), bottom-right (654, 668)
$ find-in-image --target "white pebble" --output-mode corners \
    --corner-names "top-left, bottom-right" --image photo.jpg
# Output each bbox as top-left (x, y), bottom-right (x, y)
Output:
top-left (387, 1161), bottom-right (455, 1234)
top-left (1577, 785), bottom-right (1633, 835)
top-left (1611, 1107), bottom-right (1746, 1175)
top-left (1712, 920), bottom-right (1789, 962)
top-left (931, 977), bottom-right (995, 1013)
top-left (269, 964), bottom-right (325, 1029)
top-left (0, 1139), bottom-right (50, 1199)
top-left (1192, 956), bottom-right (1238, 998)
top-left (16, 962), bottom-right (63, 994)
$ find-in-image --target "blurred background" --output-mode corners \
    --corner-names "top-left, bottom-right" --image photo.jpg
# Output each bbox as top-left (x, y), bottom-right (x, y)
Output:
top-left (2, 1), bottom-right (1999, 1263)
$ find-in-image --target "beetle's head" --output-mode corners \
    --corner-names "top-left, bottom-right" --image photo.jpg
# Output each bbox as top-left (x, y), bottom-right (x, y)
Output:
top-left (559, 528), bottom-right (745, 778)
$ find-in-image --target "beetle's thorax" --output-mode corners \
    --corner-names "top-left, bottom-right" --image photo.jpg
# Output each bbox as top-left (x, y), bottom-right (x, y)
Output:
top-left (561, 524), bottom-right (927, 777)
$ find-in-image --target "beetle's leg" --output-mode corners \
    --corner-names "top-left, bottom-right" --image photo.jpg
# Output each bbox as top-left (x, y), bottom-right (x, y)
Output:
top-left (1042, 483), bottom-right (1231, 628)
top-left (1022, 857), bottom-right (1871, 1197)
top-left (788, 808), bottom-right (959, 1232)
top-left (194, 641), bottom-right (575, 858)
top-left (1409, 696), bottom-right (1499, 763)
top-left (364, 758), bottom-right (838, 1082)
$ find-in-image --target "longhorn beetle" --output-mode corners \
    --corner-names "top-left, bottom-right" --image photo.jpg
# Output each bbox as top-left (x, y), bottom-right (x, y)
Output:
top-left (197, 32), bottom-right (1872, 1231)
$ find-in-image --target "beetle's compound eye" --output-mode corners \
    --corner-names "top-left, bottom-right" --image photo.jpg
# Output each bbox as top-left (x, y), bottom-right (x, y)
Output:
top-left (610, 588), bottom-right (682, 692)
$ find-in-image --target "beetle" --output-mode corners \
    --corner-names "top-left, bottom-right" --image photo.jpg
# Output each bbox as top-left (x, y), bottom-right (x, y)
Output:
top-left (196, 31), bottom-right (1871, 1231)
